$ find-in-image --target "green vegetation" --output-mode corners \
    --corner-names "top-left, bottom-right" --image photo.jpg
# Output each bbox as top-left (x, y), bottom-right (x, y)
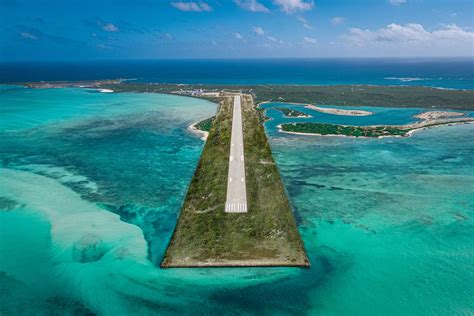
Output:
top-left (276, 107), bottom-right (310, 117)
top-left (162, 95), bottom-right (308, 267)
top-left (281, 122), bottom-right (408, 137)
top-left (250, 85), bottom-right (474, 110)
top-left (195, 116), bottom-right (215, 132)
top-left (256, 107), bottom-right (269, 123)
top-left (101, 83), bottom-right (474, 110)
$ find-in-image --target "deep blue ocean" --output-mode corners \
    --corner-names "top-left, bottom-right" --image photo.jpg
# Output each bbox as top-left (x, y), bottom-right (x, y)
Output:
top-left (1, 58), bottom-right (473, 89)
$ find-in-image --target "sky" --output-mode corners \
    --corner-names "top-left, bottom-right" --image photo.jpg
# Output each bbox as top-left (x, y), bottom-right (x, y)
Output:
top-left (0, 0), bottom-right (473, 61)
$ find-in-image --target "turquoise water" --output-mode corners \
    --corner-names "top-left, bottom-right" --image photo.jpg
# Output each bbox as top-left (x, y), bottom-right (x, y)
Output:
top-left (1, 86), bottom-right (473, 315)
top-left (260, 102), bottom-right (474, 131)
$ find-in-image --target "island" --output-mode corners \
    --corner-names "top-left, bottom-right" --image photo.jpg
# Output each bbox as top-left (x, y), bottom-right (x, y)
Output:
top-left (279, 111), bottom-right (474, 138)
top-left (23, 81), bottom-right (474, 110)
top-left (275, 107), bottom-right (312, 118)
top-left (97, 83), bottom-right (474, 110)
top-left (161, 94), bottom-right (309, 267)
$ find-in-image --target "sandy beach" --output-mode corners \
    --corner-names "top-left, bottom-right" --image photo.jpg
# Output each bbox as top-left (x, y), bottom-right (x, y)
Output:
top-left (413, 110), bottom-right (466, 121)
top-left (403, 111), bottom-right (473, 129)
top-left (258, 101), bottom-right (373, 117)
top-left (305, 104), bottom-right (374, 116)
top-left (188, 121), bottom-right (209, 140)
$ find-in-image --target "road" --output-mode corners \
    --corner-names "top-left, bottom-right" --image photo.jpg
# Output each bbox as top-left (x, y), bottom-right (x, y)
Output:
top-left (225, 95), bottom-right (248, 213)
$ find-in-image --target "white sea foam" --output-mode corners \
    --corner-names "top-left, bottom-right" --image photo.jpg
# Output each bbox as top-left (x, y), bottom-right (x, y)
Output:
top-left (384, 77), bottom-right (430, 82)
top-left (0, 168), bottom-right (295, 314)
top-left (98, 88), bottom-right (114, 93)
top-left (0, 168), bottom-right (156, 313)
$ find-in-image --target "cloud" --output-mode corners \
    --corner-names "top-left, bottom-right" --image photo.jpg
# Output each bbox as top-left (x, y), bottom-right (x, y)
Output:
top-left (297, 16), bottom-right (312, 29)
top-left (171, 1), bottom-right (212, 12)
top-left (331, 16), bottom-right (345, 25)
top-left (267, 36), bottom-right (283, 44)
top-left (267, 36), bottom-right (277, 42)
top-left (234, 32), bottom-right (244, 40)
top-left (303, 36), bottom-right (317, 44)
top-left (20, 31), bottom-right (39, 40)
top-left (253, 26), bottom-right (265, 36)
top-left (389, 0), bottom-right (406, 6)
top-left (234, 0), bottom-right (269, 13)
top-left (273, 0), bottom-right (314, 14)
top-left (342, 23), bottom-right (474, 56)
top-left (92, 19), bottom-right (120, 32)
top-left (102, 23), bottom-right (119, 32)
top-left (344, 23), bottom-right (474, 45)
top-left (18, 27), bottom-right (83, 47)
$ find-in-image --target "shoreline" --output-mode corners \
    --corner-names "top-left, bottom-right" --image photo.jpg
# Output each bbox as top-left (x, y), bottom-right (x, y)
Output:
top-left (162, 259), bottom-right (310, 268)
top-left (188, 121), bottom-right (209, 141)
top-left (98, 88), bottom-right (114, 93)
top-left (277, 121), bottom-right (474, 139)
top-left (305, 104), bottom-right (374, 116)
top-left (258, 101), bottom-right (374, 117)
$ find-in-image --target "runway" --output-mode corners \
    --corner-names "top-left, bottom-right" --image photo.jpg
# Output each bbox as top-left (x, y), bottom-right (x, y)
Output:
top-left (225, 95), bottom-right (248, 213)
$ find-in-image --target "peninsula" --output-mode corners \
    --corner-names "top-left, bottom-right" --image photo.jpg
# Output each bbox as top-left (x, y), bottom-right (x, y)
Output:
top-left (161, 94), bottom-right (309, 267)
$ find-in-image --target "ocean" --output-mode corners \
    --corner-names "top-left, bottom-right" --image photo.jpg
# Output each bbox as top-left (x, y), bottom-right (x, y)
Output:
top-left (0, 65), bottom-right (473, 315)
top-left (1, 58), bottom-right (474, 89)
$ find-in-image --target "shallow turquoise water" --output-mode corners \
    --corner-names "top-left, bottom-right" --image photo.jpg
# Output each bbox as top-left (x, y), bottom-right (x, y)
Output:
top-left (1, 87), bottom-right (473, 315)
top-left (260, 102), bottom-right (474, 131)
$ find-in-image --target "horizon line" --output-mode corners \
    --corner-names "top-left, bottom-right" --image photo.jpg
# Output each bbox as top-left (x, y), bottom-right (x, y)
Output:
top-left (1, 56), bottom-right (474, 63)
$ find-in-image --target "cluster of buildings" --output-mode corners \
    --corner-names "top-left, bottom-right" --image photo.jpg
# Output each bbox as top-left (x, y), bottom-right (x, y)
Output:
top-left (172, 89), bottom-right (221, 97)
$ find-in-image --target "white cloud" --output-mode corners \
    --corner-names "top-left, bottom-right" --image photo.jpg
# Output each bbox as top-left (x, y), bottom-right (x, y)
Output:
top-left (234, 0), bottom-right (269, 13)
top-left (273, 0), bottom-right (314, 14)
top-left (234, 32), bottom-right (244, 40)
top-left (102, 23), bottom-right (119, 32)
top-left (331, 16), bottom-right (345, 25)
top-left (389, 0), bottom-right (406, 6)
top-left (342, 23), bottom-right (474, 56)
top-left (267, 36), bottom-right (283, 44)
top-left (345, 23), bottom-right (473, 44)
top-left (303, 36), bottom-right (317, 44)
top-left (253, 26), bottom-right (265, 36)
top-left (171, 1), bottom-right (212, 12)
top-left (267, 36), bottom-right (277, 42)
top-left (297, 16), bottom-right (312, 29)
top-left (20, 32), bottom-right (39, 40)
